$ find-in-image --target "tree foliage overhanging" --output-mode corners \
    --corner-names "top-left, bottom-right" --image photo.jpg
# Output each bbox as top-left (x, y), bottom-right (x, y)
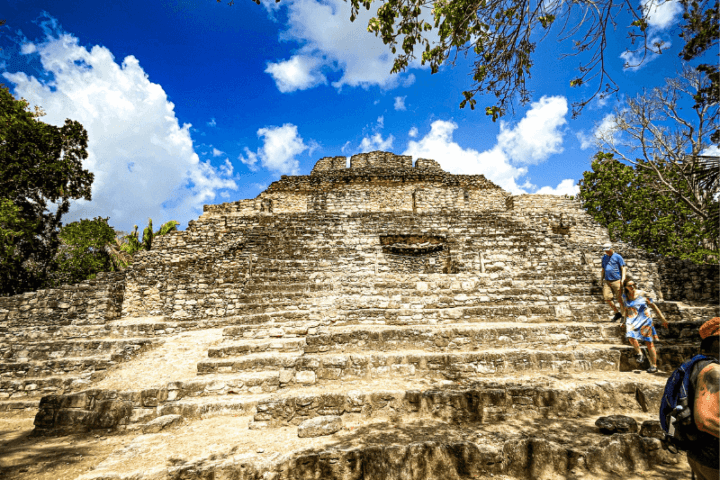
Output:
top-left (235, 0), bottom-right (719, 120)
top-left (580, 67), bottom-right (718, 264)
top-left (0, 85), bottom-right (94, 295)
top-left (578, 153), bottom-right (718, 264)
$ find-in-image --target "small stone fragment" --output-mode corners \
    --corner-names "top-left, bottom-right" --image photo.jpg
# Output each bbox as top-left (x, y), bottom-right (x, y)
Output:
top-left (249, 421), bottom-right (269, 430)
top-left (297, 415), bottom-right (342, 438)
top-left (595, 415), bottom-right (638, 434)
top-left (639, 420), bottom-right (664, 440)
top-left (279, 370), bottom-right (295, 383)
top-left (142, 414), bottom-right (183, 434)
top-left (295, 371), bottom-right (316, 385)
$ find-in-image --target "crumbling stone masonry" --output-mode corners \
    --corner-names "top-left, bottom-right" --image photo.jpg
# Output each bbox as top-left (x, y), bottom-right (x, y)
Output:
top-left (1, 151), bottom-right (718, 479)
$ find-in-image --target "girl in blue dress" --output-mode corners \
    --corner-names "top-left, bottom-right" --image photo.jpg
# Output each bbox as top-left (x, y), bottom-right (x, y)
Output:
top-left (622, 280), bottom-right (669, 373)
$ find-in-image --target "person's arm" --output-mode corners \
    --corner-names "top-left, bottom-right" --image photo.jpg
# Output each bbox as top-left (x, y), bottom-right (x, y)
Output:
top-left (620, 265), bottom-right (627, 284)
top-left (648, 302), bottom-right (668, 328)
top-left (694, 363), bottom-right (720, 438)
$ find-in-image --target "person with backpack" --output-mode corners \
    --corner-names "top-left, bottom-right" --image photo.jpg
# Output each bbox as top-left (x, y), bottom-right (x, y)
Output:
top-left (660, 317), bottom-right (719, 480)
top-left (621, 279), bottom-right (667, 373)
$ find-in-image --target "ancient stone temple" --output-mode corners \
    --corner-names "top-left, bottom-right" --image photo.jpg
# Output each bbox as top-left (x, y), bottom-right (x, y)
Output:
top-left (0, 151), bottom-right (718, 479)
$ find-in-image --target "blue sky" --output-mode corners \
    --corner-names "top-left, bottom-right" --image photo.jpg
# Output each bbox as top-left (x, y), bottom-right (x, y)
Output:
top-left (0, 0), bottom-right (703, 232)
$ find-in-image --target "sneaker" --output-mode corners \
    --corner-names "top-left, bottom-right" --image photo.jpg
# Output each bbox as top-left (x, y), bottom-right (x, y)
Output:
top-left (635, 353), bottom-right (645, 364)
top-left (647, 366), bottom-right (658, 374)
top-left (612, 312), bottom-right (623, 322)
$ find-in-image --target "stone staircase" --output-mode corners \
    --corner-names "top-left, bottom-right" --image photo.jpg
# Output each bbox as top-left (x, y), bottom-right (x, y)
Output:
top-left (2, 155), bottom-right (718, 479)
top-left (24, 313), bottom-right (706, 479)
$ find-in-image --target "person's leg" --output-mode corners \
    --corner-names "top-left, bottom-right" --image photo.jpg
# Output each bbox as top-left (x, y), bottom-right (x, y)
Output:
top-left (628, 337), bottom-right (645, 364)
top-left (645, 341), bottom-right (658, 372)
top-left (605, 299), bottom-right (619, 313)
top-left (646, 342), bottom-right (657, 366)
top-left (613, 283), bottom-right (624, 316)
top-left (603, 282), bottom-right (619, 314)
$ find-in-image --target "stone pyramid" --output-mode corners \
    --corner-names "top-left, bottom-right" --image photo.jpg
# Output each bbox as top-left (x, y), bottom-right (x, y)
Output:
top-left (1, 151), bottom-right (718, 479)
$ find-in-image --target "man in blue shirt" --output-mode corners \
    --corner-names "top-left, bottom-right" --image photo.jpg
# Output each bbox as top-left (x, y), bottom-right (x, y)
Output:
top-left (601, 243), bottom-right (626, 322)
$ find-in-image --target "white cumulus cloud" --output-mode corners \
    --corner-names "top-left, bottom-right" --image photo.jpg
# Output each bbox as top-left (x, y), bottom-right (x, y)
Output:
top-left (642, 0), bottom-right (682, 29)
top-left (3, 28), bottom-right (236, 231)
top-left (404, 96), bottom-right (571, 193)
top-left (593, 113), bottom-right (619, 144)
top-left (360, 133), bottom-right (394, 152)
top-left (264, 0), bottom-right (423, 92)
top-left (408, 126), bottom-right (418, 138)
top-left (20, 43), bottom-right (37, 54)
top-left (496, 96), bottom-right (567, 164)
top-left (265, 55), bottom-right (327, 93)
top-left (212, 147), bottom-right (225, 157)
top-left (239, 124), bottom-right (309, 174)
top-left (535, 179), bottom-right (579, 196)
top-left (404, 121), bottom-right (528, 193)
top-left (394, 96), bottom-right (406, 111)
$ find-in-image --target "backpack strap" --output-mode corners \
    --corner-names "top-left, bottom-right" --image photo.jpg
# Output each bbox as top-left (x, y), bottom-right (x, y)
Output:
top-left (689, 358), bottom-right (719, 403)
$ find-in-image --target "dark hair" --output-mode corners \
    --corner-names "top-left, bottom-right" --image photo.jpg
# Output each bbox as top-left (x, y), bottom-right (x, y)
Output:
top-left (623, 279), bottom-right (637, 297)
top-left (700, 336), bottom-right (719, 358)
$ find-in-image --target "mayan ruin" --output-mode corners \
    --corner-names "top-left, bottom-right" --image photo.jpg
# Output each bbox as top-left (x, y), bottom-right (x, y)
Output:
top-left (1, 151), bottom-right (718, 479)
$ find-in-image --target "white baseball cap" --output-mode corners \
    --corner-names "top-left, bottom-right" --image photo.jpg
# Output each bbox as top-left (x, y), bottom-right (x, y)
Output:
top-left (602, 243), bottom-right (613, 251)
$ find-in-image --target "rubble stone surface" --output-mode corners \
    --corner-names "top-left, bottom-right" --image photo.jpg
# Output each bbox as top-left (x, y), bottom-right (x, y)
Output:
top-left (595, 414), bottom-right (639, 434)
top-left (297, 415), bottom-right (342, 437)
top-left (0, 151), bottom-right (716, 480)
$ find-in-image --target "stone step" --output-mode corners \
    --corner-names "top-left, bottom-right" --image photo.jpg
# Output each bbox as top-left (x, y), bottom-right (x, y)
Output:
top-left (223, 320), bottom-right (702, 348)
top-left (31, 372), bottom-right (665, 434)
top-left (218, 304), bottom-right (606, 327)
top-left (196, 345), bottom-right (625, 381)
top-left (0, 372), bottom-right (101, 400)
top-left (250, 375), bottom-right (668, 429)
top-left (0, 337), bottom-right (158, 362)
top-left (243, 283), bottom-right (334, 293)
top-left (0, 355), bottom-right (115, 378)
top-left (302, 323), bottom-right (625, 354)
top-left (333, 305), bottom-right (605, 324)
top-left (0, 398), bottom-right (39, 412)
top-left (209, 337), bottom-right (306, 357)
top-left (74, 414), bottom-right (686, 480)
top-left (334, 295), bottom-right (605, 309)
top-left (0, 316), bottom-right (176, 341)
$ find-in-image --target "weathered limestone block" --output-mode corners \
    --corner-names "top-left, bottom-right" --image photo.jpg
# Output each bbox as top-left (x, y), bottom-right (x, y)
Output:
top-left (639, 420), bottom-right (664, 440)
top-left (595, 415), bottom-right (639, 434)
top-left (142, 414), bottom-right (183, 434)
top-left (295, 371), bottom-right (316, 385)
top-left (585, 433), bottom-right (680, 473)
top-left (297, 415), bottom-right (342, 438)
top-left (503, 438), bottom-right (583, 480)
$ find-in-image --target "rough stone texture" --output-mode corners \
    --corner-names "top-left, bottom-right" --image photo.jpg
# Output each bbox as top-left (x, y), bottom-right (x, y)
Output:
top-left (595, 414), bottom-right (639, 434)
top-left (640, 420), bottom-right (665, 440)
top-left (142, 414), bottom-right (183, 433)
top-left (0, 151), bottom-right (713, 479)
top-left (585, 433), bottom-right (679, 474)
top-left (297, 415), bottom-right (342, 438)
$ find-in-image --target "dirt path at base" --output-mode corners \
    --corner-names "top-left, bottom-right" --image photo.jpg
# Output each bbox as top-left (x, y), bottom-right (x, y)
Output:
top-left (0, 413), bottom-right (136, 480)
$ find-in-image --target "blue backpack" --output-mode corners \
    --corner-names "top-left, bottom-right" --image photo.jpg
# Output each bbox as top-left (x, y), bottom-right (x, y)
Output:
top-left (659, 354), bottom-right (718, 453)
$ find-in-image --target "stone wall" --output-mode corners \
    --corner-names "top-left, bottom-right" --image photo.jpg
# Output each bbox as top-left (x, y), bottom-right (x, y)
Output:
top-left (1, 151), bottom-right (716, 328)
top-left (0, 272), bottom-right (125, 329)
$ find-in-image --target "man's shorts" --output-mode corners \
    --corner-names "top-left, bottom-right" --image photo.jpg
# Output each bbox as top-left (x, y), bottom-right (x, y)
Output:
top-left (603, 279), bottom-right (622, 301)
